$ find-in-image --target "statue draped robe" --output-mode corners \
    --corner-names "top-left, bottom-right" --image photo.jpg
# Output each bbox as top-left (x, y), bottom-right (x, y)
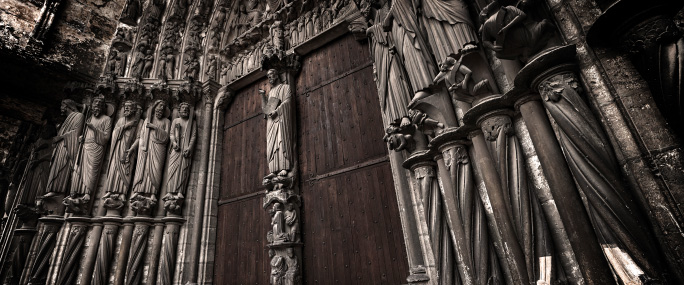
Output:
top-left (46, 111), bottom-right (84, 194)
top-left (388, 0), bottom-right (438, 92)
top-left (105, 117), bottom-right (140, 194)
top-left (367, 24), bottom-right (412, 123)
top-left (266, 83), bottom-right (294, 174)
top-left (132, 117), bottom-right (170, 195)
top-left (419, 0), bottom-right (478, 60)
top-left (72, 115), bottom-right (112, 195)
top-left (165, 116), bottom-right (197, 195)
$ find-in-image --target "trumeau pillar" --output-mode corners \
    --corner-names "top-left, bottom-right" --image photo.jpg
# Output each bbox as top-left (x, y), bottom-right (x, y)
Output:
top-left (261, 51), bottom-right (303, 285)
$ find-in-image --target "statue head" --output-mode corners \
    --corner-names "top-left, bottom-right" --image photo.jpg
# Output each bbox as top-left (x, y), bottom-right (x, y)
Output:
top-left (123, 100), bottom-right (135, 118)
top-left (179, 102), bottom-right (190, 119)
top-left (287, 248), bottom-right (294, 258)
top-left (60, 99), bottom-right (79, 116)
top-left (154, 100), bottom-right (166, 119)
top-left (267, 69), bottom-right (280, 86)
top-left (269, 249), bottom-right (275, 258)
top-left (273, 202), bottom-right (283, 212)
top-left (91, 96), bottom-right (106, 117)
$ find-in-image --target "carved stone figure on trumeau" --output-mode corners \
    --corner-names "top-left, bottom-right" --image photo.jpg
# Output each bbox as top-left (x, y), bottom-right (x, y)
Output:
top-left (284, 248), bottom-right (299, 285)
top-left (480, 5), bottom-right (555, 62)
top-left (284, 203), bottom-right (299, 242)
top-left (103, 100), bottom-right (141, 210)
top-left (271, 202), bottom-right (288, 243)
top-left (44, 99), bottom-right (84, 197)
top-left (270, 249), bottom-right (287, 285)
top-left (129, 100), bottom-right (170, 215)
top-left (65, 96), bottom-right (112, 214)
top-left (162, 102), bottom-right (196, 213)
top-left (260, 69), bottom-right (295, 183)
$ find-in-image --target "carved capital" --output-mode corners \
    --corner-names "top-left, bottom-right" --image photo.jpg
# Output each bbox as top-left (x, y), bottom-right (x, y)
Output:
top-left (479, 115), bottom-right (512, 141)
top-left (538, 72), bottom-right (581, 103)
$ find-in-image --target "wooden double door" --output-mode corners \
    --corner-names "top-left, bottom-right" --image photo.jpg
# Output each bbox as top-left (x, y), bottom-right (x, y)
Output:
top-left (214, 34), bottom-right (409, 284)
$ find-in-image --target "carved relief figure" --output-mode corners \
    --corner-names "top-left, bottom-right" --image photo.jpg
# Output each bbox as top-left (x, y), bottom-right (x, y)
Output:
top-left (142, 49), bottom-right (154, 78)
top-left (131, 47), bottom-right (146, 78)
top-left (206, 55), bottom-right (218, 80)
top-left (269, 249), bottom-right (287, 285)
top-left (209, 7), bottom-right (227, 50)
top-left (102, 101), bottom-right (141, 208)
top-left (130, 100), bottom-right (171, 201)
top-left (67, 96), bottom-right (112, 209)
top-left (164, 102), bottom-right (197, 198)
top-left (259, 69), bottom-right (294, 179)
top-left (271, 202), bottom-right (288, 243)
top-left (284, 203), bottom-right (299, 242)
top-left (284, 248), bottom-right (299, 285)
top-left (270, 21), bottom-right (285, 51)
top-left (304, 11), bottom-right (313, 40)
top-left (44, 100), bottom-right (84, 197)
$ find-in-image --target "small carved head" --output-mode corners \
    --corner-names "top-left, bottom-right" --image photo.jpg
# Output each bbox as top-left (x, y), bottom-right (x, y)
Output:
top-left (287, 248), bottom-right (294, 257)
top-left (154, 100), bottom-right (166, 119)
top-left (91, 96), bottom-right (105, 117)
top-left (273, 202), bottom-right (283, 212)
top-left (123, 100), bottom-right (135, 118)
top-left (267, 69), bottom-right (280, 86)
top-left (60, 99), bottom-right (79, 116)
top-left (179, 102), bottom-right (191, 118)
top-left (269, 249), bottom-right (276, 258)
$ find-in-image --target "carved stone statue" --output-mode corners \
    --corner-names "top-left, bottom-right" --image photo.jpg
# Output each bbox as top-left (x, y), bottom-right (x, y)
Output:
top-left (284, 203), bottom-right (299, 242)
top-left (304, 11), bottom-right (313, 39)
top-left (206, 55), bottom-right (218, 80)
top-left (162, 102), bottom-right (196, 212)
top-left (383, 0), bottom-right (438, 92)
top-left (270, 21), bottom-right (285, 51)
top-left (271, 202), bottom-right (288, 243)
top-left (129, 100), bottom-right (170, 214)
top-left (209, 7), bottom-right (227, 50)
top-left (120, 0), bottom-right (142, 25)
top-left (480, 5), bottom-right (555, 62)
top-left (108, 50), bottom-right (121, 75)
top-left (260, 69), bottom-right (294, 180)
top-left (284, 248), bottom-right (299, 285)
top-left (102, 100), bottom-right (141, 210)
top-left (131, 47), bottom-right (146, 78)
top-left (367, 22), bottom-right (413, 123)
top-left (44, 99), bottom-right (84, 197)
top-left (418, 0), bottom-right (479, 60)
top-left (18, 119), bottom-right (57, 206)
top-left (183, 57), bottom-right (200, 81)
top-left (269, 249), bottom-right (287, 285)
top-left (65, 96), bottom-right (112, 213)
top-left (142, 49), bottom-right (154, 78)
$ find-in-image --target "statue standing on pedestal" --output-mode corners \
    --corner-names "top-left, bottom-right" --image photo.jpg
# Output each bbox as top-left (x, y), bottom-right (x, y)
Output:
top-left (66, 96), bottom-right (112, 212)
top-left (129, 100), bottom-right (170, 213)
top-left (44, 99), bottom-right (84, 197)
top-left (260, 69), bottom-right (294, 180)
top-left (162, 102), bottom-right (196, 213)
top-left (102, 101), bottom-right (141, 209)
